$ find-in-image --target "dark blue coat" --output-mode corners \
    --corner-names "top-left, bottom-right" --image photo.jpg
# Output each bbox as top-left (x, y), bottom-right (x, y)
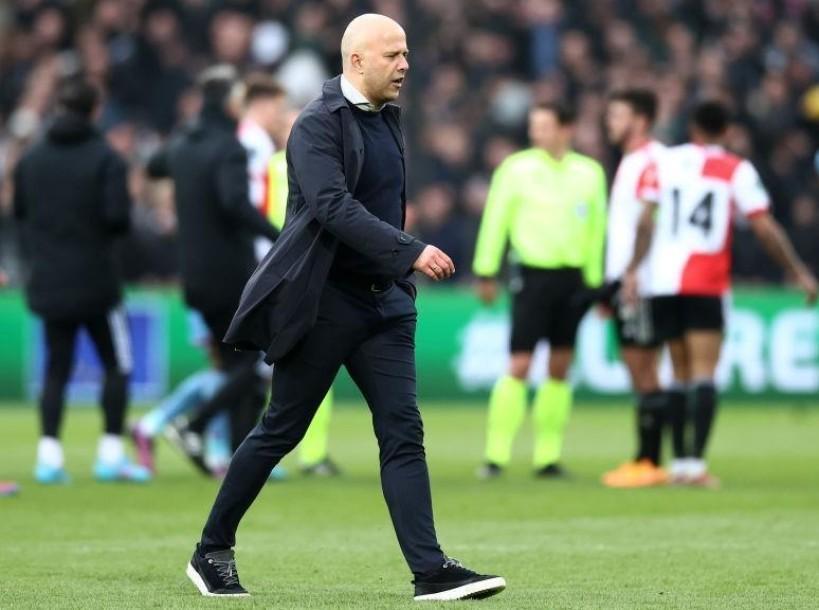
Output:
top-left (225, 76), bottom-right (426, 363)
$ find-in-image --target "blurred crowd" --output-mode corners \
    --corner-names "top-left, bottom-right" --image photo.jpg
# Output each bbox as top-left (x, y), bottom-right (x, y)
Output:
top-left (1, 0), bottom-right (819, 284)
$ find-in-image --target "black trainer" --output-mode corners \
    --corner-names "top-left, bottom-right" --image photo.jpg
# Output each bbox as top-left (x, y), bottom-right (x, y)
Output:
top-left (164, 418), bottom-right (210, 476)
top-left (534, 463), bottom-right (568, 479)
top-left (186, 545), bottom-right (249, 597)
top-left (301, 457), bottom-right (342, 477)
top-left (475, 462), bottom-right (503, 480)
top-left (413, 557), bottom-right (506, 601)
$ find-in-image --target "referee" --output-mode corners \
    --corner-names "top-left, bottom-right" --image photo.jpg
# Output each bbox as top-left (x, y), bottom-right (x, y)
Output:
top-left (473, 102), bottom-right (607, 479)
top-left (13, 80), bottom-right (149, 484)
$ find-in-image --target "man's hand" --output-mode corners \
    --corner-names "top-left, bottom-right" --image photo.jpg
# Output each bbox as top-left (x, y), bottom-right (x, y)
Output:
top-left (413, 245), bottom-right (455, 281)
top-left (621, 269), bottom-right (639, 306)
top-left (750, 214), bottom-right (818, 305)
top-left (476, 277), bottom-right (499, 305)
top-left (795, 266), bottom-right (818, 305)
top-left (0, 268), bottom-right (7, 287)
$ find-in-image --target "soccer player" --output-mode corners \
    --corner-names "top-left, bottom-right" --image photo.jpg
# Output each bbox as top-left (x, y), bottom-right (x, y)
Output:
top-left (600, 89), bottom-right (670, 488)
top-left (236, 73), bottom-right (287, 260)
top-left (13, 80), bottom-right (150, 484)
top-left (130, 313), bottom-right (228, 475)
top-left (623, 100), bottom-right (817, 486)
top-left (473, 102), bottom-right (607, 479)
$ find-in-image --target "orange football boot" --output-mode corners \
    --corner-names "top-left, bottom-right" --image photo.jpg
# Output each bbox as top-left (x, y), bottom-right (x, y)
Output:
top-left (602, 459), bottom-right (668, 488)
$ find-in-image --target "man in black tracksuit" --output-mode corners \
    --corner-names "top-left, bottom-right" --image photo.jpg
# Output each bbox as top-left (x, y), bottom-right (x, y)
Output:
top-left (13, 80), bottom-right (150, 484)
top-left (147, 66), bottom-right (279, 466)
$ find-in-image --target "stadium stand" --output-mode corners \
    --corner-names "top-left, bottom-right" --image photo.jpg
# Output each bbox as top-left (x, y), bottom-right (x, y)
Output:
top-left (1, 0), bottom-right (818, 284)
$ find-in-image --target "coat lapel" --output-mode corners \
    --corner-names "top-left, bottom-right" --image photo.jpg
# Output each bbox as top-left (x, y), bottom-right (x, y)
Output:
top-left (339, 106), bottom-right (365, 194)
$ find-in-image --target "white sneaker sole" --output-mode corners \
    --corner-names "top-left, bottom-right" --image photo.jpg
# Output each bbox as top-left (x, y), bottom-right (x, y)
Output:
top-left (414, 576), bottom-right (506, 601)
top-left (186, 563), bottom-right (250, 597)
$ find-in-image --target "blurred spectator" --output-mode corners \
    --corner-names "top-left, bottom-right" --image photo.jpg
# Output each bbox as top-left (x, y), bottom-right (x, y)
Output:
top-left (790, 194), bottom-right (819, 274)
top-left (1, 0), bottom-right (819, 284)
top-left (414, 183), bottom-right (467, 272)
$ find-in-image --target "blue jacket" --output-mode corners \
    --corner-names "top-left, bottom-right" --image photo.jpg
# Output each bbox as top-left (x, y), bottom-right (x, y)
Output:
top-left (225, 76), bottom-right (426, 363)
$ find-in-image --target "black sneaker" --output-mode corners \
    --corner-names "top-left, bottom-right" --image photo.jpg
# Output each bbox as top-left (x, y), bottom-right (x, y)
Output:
top-left (534, 463), bottom-right (568, 479)
top-left (301, 457), bottom-right (342, 477)
top-left (186, 545), bottom-right (249, 597)
top-left (164, 418), bottom-right (211, 476)
top-left (413, 557), bottom-right (506, 601)
top-left (475, 462), bottom-right (503, 480)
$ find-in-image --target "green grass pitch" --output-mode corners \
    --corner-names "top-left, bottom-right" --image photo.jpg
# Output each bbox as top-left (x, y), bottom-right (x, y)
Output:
top-left (2, 401), bottom-right (818, 609)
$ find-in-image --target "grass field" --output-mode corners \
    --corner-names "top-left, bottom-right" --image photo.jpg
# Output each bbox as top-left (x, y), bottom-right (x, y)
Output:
top-left (2, 401), bottom-right (819, 609)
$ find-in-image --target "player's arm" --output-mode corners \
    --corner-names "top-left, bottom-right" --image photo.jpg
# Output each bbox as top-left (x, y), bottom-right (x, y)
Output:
top-left (749, 213), bottom-right (817, 304)
top-left (472, 159), bottom-right (516, 304)
top-left (582, 164), bottom-right (607, 289)
top-left (733, 160), bottom-right (817, 304)
top-left (622, 161), bottom-right (659, 302)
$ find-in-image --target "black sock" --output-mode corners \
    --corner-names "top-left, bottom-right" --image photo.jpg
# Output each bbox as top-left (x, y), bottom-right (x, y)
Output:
top-left (692, 381), bottom-right (717, 458)
top-left (636, 391), bottom-right (665, 465)
top-left (665, 388), bottom-right (688, 459)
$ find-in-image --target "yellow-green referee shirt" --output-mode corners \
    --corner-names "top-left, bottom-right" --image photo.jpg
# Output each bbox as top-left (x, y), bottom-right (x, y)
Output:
top-left (472, 147), bottom-right (607, 287)
top-left (265, 150), bottom-right (288, 231)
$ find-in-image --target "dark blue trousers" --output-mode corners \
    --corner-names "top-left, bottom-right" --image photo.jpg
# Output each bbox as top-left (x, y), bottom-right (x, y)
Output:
top-left (200, 280), bottom-right (445, 575)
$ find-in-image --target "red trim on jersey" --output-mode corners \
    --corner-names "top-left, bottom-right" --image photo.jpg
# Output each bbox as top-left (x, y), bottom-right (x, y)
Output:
top-left (701, 153), bottom-right (741, 182)
top-left (636, 160), bottom-right (659, 200)
top-left (679, 251), bottom-right (731, 296)
top-left (679, 202), bottom-right (734, 296)
top-left (745, 207), bottom-right (769, 219)
top-left (259, 165), bottom-right (270, 218)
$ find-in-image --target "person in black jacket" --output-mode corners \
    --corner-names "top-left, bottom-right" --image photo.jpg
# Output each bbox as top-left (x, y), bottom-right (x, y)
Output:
top-left (13, 79), bottom-right (150, 485)
top-left (185, 15), bottom-right (505, 602)
top-left (147, 65), bottom-right (279, 471)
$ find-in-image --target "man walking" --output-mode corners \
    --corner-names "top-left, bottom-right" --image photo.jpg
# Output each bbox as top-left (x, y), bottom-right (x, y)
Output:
top-left (473, 102), bottom-right (607, 479)
top-left (185, 14), bottom-right (505, 601)
top-left (147, 66), bottom-right (280, 469)
top-left (13, 80), bottom-right (149, 484)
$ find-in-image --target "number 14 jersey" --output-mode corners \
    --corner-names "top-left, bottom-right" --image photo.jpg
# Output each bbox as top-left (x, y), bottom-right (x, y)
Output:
top-left (637, 143), bottom-right (769, 297)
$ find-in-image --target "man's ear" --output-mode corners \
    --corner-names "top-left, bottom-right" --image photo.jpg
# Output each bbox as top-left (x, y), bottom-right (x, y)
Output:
top-left (351, 52), bottom-right (365, 74)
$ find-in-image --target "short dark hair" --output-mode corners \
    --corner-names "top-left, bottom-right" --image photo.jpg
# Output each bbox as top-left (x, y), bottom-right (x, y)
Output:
top-left (197, 64), bottom-right (238, 108)
top-left (609, 88), bottom-right (658, 123)
top-left (242, 73), bottom-right (285, 105)
top-left (692, 100), bottom-right (731, 136)
top-left (57, 79), bottom-right (99, 117)
top-left (532, 101), bottom-right (576, 126)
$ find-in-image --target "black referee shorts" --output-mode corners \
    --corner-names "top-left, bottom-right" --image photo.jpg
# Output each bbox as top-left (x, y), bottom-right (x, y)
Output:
top-left (650, 295), bottom-right (725, 343)
top-left (509, 266), bottom-right (586, 352)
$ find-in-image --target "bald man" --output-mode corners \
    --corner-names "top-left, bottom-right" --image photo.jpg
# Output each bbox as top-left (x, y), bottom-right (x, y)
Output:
top-left (185, 14), bottom-right (505, 601)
